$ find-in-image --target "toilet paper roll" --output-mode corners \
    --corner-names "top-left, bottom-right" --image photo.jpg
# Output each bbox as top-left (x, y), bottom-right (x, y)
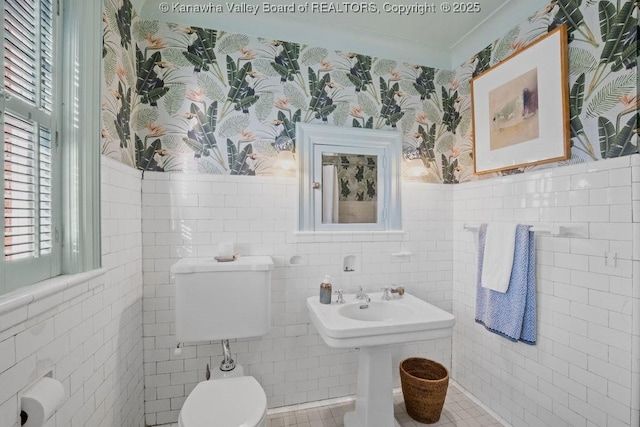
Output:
top-left (21, 377), bottom-right (65, 427)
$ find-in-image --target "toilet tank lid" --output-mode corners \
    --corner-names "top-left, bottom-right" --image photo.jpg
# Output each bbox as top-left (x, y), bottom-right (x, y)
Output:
top-left (171, 256), bottom-right (274, 273)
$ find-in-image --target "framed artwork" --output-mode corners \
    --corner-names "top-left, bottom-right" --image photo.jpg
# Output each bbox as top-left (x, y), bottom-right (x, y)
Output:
top-left (471, 25), bottom-right (570, 175)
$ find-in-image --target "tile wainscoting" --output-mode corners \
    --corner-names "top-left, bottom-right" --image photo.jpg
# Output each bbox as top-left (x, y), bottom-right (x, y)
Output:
top-left (452, 154), bottom-right (640, 426)
top-left (140, 173), bottom-right (455, 425)
top-left (3, 153), bottom-right (636, 427)
top-left (0, 157), bottom-right (145, 427)
top-left (142, 154), bottom-right (640, 426)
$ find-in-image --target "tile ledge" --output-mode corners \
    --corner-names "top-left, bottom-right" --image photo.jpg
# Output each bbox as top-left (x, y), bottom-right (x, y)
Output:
top-left (294, 230), bottom-right (405, 236)
top-left (0, 268), bottom-right (107, 318)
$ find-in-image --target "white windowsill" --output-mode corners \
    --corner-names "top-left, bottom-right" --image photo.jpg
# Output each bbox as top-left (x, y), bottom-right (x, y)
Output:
top-left (0, 268), bottom-right (106, 327)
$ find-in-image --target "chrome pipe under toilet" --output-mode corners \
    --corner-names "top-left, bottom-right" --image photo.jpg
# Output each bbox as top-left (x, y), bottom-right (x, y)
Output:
top-left (219, 339), bottom-right (236, 371)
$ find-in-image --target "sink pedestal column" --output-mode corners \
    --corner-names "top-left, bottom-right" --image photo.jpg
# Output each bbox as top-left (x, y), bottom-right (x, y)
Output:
top-left (343, 345), bottom-right (401, 427)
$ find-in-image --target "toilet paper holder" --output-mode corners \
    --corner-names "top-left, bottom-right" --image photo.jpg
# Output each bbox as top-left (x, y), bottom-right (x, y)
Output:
top-left (19, 370), bottom-right (65, 427)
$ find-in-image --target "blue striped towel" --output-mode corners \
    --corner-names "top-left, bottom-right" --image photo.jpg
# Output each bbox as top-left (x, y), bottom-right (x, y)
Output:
top-left (475, 224), bottom-right (536, 344)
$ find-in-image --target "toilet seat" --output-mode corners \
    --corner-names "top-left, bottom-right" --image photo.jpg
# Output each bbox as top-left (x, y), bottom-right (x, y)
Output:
top-left (178, 376), bottom-right (267, 427)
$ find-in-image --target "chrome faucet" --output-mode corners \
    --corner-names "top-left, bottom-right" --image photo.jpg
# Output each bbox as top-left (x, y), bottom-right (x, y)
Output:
top-left (355, 286), bottom-right (370, 302)
top-left (381, 287), bottom-right (392, 301)
top-left (334, 289), bottom-right (345, 304)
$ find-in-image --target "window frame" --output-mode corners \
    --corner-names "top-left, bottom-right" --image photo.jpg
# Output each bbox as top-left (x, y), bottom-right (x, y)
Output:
top-left (0, 0), bottom-right (102, 295)
top-left (0, 0), bottom-right (63, 291)
top-left (60, 0), bottom-right (102, 276)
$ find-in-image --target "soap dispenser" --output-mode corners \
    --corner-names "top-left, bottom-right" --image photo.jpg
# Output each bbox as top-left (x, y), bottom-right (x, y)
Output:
top-left (319, 275), bottom-right (332, 304)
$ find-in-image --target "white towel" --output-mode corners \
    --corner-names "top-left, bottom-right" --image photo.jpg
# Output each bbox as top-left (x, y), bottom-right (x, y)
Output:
top-left (481, 223), bottom-right (518, 293)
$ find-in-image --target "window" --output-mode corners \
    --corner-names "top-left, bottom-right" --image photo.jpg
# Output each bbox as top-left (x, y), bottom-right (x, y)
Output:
top-left (1, 0), bottom-right (62, 291)
top-left (0, 0), bottom-right (102, 294)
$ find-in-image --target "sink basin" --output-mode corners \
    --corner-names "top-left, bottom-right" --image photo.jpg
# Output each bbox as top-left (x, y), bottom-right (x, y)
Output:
top-left (337, 301), bottom-right (415, 322)
top-left (307, 291), bottom-right (455, 427)
top-left (307, 292), bottom-right (454, 348)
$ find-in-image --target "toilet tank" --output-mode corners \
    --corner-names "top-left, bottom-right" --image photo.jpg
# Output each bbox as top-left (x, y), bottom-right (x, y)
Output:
top-left (171, 256), bottom-right (273, 342)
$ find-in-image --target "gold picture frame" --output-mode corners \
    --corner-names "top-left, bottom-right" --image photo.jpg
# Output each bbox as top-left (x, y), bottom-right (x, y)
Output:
top-left (471, 25), bottom-right (570, 175)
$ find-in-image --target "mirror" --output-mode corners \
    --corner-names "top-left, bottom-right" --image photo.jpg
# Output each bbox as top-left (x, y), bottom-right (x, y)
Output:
top-left (297, 124), bottom-right (402, 232)
top-left (321, 153), bottom-right (378, 224)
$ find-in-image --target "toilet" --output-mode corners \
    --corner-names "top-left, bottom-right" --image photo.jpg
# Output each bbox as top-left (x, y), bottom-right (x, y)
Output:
top-left (178, 376), bottom-right (267, 427)
top-left (171, 256), bottom-right (274, 427)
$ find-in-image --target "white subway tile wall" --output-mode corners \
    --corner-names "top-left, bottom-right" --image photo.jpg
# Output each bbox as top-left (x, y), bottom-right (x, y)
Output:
top-left (0, 157), bottom-right (144, 427)
top-left (141, 174), bottom-right (454, 425)
top-left (2, 154), bottom-right (637, 427)
top-left (453, 154), bottom-right (640, 427)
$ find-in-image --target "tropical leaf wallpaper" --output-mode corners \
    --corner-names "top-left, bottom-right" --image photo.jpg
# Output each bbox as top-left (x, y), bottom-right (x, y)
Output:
top-left (452, 0), bottom-right (638, 180)
top-left (102, 0), bottom-right (638, 183)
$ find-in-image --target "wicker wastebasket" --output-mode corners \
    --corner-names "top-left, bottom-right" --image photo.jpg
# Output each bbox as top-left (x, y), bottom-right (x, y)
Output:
top-left (400, 358), bottom-right (449, 424)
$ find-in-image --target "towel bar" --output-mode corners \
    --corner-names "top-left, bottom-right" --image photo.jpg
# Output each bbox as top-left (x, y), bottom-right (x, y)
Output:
top-left (463, 223), bottom-right (564, 237)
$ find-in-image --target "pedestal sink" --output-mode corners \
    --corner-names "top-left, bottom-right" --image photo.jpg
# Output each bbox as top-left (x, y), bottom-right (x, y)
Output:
top-left (337, 301), bottom-right (413, 322)
top-left (307, 292), bottom-right (455, 427)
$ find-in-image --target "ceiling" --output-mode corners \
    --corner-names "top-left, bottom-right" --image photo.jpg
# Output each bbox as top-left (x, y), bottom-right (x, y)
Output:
top-left (135, 0), bottom-right (549, 69)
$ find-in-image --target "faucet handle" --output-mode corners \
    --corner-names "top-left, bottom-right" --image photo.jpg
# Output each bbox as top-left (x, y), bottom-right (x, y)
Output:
top-left (381, 287), bottom-right (391, 301)
top-left (333, 289), bottom-right (345, 304)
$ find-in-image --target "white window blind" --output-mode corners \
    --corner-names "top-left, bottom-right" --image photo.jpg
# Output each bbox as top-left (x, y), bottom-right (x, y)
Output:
top-left (2, 0), bottom-right (60, 290)
top-left (4, 114), bottom-right (53, 260)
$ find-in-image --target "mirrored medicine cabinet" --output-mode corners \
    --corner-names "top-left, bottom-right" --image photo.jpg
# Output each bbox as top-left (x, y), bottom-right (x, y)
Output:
top-left (297, 123), bottom-right (402, 232)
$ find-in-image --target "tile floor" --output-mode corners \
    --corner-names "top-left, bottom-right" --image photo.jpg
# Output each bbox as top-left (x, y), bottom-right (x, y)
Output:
top-left (162, 384), bottom-right (502, 427)
top-left (266, 385), bottom-right (501, 427)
